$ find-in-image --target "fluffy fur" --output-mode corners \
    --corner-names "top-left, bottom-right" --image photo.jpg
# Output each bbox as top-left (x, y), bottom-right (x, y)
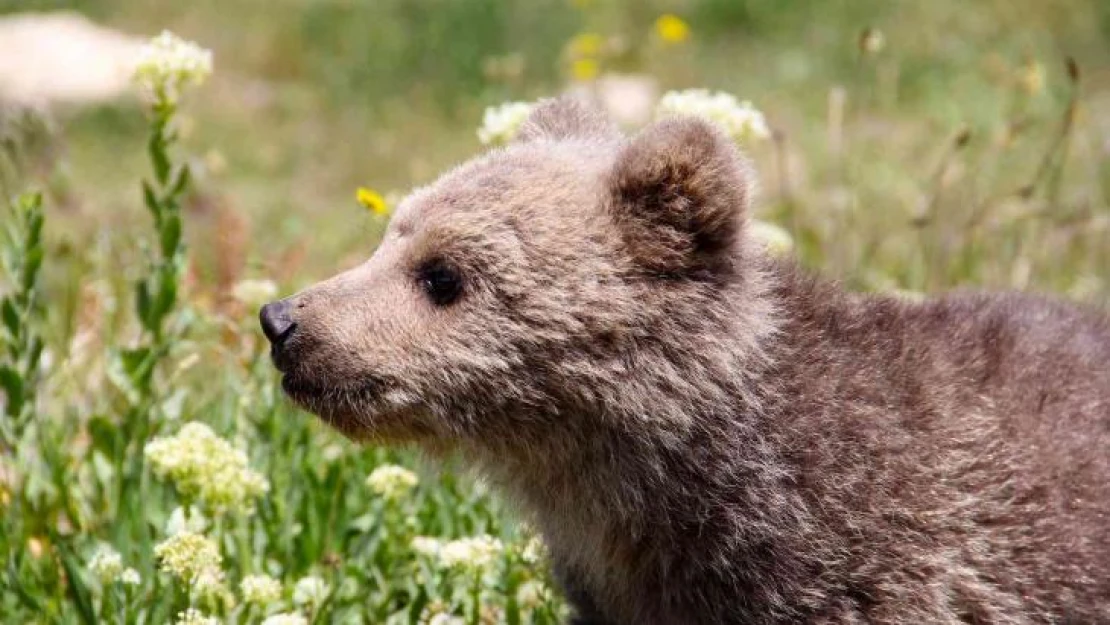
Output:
top-left (263, 97), bottom-right (1110, 624)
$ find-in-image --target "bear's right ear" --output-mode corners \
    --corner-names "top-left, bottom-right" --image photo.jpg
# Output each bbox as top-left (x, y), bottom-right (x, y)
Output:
top-left (607, 116), bottom-right (752, 279)
top-left (515, 96), bottom-right (618, 143)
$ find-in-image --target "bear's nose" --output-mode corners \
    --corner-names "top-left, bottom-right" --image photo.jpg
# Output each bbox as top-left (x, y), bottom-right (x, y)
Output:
top-left (259, 299), bottom-right (296, 344)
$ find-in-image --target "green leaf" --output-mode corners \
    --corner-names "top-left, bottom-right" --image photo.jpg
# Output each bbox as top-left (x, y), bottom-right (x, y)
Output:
top-left (20, 246), bottom-right (42, 291)
top-left (0, 365), bottom-right (22, 412)
top-left (160, 213), bottom-right (182, 258)
top-left (136, 279), bottom-right (152, 330)
top-left (142, 180), bottom-right (161, 222)
top-left (1, 297), bottom-right (18, 337)
top-left (170, 165), bottom-right (191, 198)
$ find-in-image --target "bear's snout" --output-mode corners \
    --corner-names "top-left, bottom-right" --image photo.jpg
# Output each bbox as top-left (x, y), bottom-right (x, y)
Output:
top-left (260, 299), bottom-right (297, 367)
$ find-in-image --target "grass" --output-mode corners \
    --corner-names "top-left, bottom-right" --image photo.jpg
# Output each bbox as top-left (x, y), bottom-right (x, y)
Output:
top-left (1, 0), bottom-right (1109, 623)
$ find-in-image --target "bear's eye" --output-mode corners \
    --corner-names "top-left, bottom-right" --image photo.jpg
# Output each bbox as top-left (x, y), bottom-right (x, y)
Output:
top-left (417, 260), bottom-right (463, 307)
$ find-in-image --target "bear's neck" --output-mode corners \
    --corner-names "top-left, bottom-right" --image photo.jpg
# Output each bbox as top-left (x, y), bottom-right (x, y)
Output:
top-left (468, 252), bottom-right (823, 619)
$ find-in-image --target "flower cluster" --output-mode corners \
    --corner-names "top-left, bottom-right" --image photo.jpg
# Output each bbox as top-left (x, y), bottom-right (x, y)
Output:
top-left (477, 101), bottom-right (534, 145)
top-left (241, 574), bottom-right (283, 605)
top-left (88, 546), bottom-right (141, 586)
top-left (153, 530), bottom-right (222, 583)
top-left (412, 534), bottom-right (503, 571)
top-left (655, 89), bottom-right (770, 143)
top-left (365, 464), bottom-right (419, 500)
top-left (144, 422), bottom-right (269, 514)
top-left (132, 31), bottom-right (213, 106)
top-left (292, 575), bottom-right (330, 608)
top-left (174, 608), bottom-right (219, 625)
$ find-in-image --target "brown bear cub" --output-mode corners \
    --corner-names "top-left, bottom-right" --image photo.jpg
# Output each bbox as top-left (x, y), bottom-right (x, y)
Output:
top-left (260, 97), bottom-right (1110, 624)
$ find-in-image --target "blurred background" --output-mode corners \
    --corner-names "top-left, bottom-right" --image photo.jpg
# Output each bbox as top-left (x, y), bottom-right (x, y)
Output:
top-left (1, 0), bottom-right (1108, 307)
top-left (1, 2), bottom-right (1108, 622)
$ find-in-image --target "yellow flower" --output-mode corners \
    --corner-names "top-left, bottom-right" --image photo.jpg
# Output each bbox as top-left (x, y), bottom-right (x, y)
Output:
top-left (571, 58), bottom-right (600, 82)
top-left (654, 14), bottom-right (690, 45)
top-left (357, 187), bottom-right (389, 216)
top-left (567, 32), bottom-right (604, 58)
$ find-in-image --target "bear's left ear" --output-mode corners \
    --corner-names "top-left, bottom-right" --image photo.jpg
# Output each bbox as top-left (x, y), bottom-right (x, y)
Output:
top-left (515, 96), bottom-right (618, 143)
top-left (607, 116), bottom-right (752, 279)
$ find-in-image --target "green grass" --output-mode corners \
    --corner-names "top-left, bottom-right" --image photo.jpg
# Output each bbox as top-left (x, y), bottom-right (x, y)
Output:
top-left (1, 0), bottom-right (1109, 622)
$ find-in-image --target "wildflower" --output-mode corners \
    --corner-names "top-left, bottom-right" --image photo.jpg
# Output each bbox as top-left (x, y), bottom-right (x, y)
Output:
top-left (88, 546), bottom-right (124, 583)
top-left (241, 574), bottom-right (283, 605)
top-left (477, 101), bottom-right (535, 145)
top-left (231, 279), bottom-right (278, 308)
top-left (120, 568), bottom-right (142, 586)
top-left (166, 505), bottom-right (209, 536)
top-left (292, 575), bottom-right (330, 608)
top-left (144, 422), bottom-right (269, 514)
top-left (174, 608), bottom-right (219, 625)
top-left (749, 220), bottom-right (794, 255)
top-left (132, 30), bottom-right (213, 106)
top-left (261, 614), bottom-right (309, 625)
top-left (437, 535), bottom-right (503, 571)
top-left (571, 58), bottom-right (600, 82)
top-left (154, 531), bottom-right (221, 582)
top-left (567, 32), bottom-right (605, 58)
top-left (355, 186), bottom-right (389, 216)
top-left (411, 536), bottom-right (443, 557)
top-left (366, 464), bottom-right (419, 500)
top-left (654, 14), bottom-right (691, 44)
top-left (516, 580), bottom-right (552, 610)
top-left (656, 89), bottom-right (771, 143)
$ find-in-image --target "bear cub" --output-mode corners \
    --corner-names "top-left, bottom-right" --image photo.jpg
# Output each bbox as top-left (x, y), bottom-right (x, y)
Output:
top-left (261, 97), bottom-right (1110, 624)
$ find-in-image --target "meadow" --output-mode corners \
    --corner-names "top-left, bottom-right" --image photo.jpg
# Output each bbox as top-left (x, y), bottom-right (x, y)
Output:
top-left (1, 0), bottom-right (1109, 623)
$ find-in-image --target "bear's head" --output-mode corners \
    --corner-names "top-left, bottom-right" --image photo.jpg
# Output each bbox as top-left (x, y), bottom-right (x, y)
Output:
top-left (260, 97), bottom-right (762, 450)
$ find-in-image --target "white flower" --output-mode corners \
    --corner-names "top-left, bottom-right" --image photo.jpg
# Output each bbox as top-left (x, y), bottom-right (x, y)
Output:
top-left (292, 575), bottom-right (330, 607)
top-left (436, 535), bottom-right (503, 571)
top-left (88, 546), bottom-right (124, 583)
top-left (748, 220), bottom-right (794, 255)
top-left (144, 422), bottom-right (269, 514)
top-left (241, 574), bottom-right (283, 605)
top-left (120, 568), bottom-right (142, 586)
top-left (365, 465), bottom-right (419, 500)
top-left (166, 506), bottom-right (209, 536)
top-left (516, 580), bottom-right (551, 610)
top-left (420, 602), bottom-right (465, 625)
top-left (477, 101), bottom-right (534, 145)
top-left (655, 89), bottom-right (770, 143)
top-left (232, 279), bottom-right (278, 308)
top-left (153, 531), bottom-right (221, 582)
top-left (133, 30), bottom-right (212, 105)
top-left (174, 608), bottom-right (219, 625)
top-left (261, 613), bottom-right (308, 625)
top-left (411, 536), bottom-right (442, 557)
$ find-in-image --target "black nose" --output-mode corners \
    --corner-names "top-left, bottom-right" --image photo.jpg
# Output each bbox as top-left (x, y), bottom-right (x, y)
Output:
top-left (260, 300), bottom-right (296, 344)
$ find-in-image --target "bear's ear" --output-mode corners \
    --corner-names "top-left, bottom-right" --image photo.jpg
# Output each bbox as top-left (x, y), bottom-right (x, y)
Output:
top-left (515, 96), bottom-right (618, 143)
top-left (607, 116), bottom-right (752, 279)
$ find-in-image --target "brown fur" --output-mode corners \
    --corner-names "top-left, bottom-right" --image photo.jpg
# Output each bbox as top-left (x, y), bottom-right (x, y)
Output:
top-left (262, 97), bottom-right (1110, 624)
